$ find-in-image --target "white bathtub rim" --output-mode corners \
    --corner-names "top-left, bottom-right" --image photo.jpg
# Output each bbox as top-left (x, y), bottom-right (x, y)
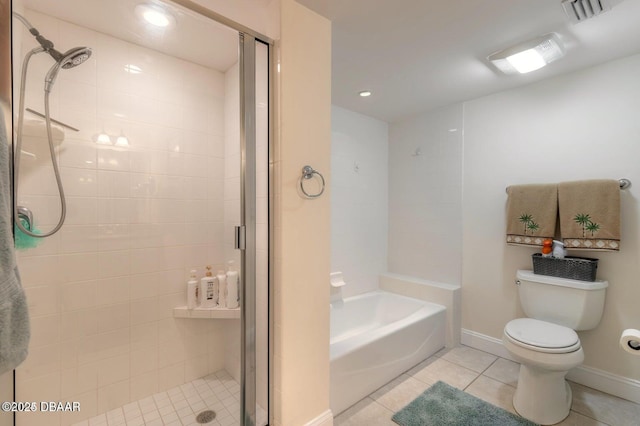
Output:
top-left (330, 290), bottom-right (445, 360)
top-left (330, 289), bottom-right (437, 310)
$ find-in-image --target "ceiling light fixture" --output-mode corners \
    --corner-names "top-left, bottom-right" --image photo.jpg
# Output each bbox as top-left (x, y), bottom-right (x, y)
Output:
top-left (487, 33), bottom-right (565, 75)
top-left (359, 91), bottom-right (372, 97)
top-left (135, 3), bottom-right (176, 28)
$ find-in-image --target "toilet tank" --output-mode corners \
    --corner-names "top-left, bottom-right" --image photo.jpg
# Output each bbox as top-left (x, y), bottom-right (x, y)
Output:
top-left (516, 270), bottom-right (608, 330)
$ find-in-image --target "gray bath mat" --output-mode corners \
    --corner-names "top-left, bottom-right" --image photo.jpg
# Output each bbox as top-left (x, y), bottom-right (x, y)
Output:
top-left (392, 381), bottom-right (539, 426)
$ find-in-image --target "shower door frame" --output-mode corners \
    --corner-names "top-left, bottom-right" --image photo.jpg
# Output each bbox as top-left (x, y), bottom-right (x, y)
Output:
top-left (0, 1), bottom-right (15, 426)
top-left (169, 2), bottom-right (274, 425)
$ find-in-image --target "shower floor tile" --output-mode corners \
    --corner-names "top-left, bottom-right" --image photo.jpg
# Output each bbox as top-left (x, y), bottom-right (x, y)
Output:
top-left (72, 370), bottom-right (240, 426)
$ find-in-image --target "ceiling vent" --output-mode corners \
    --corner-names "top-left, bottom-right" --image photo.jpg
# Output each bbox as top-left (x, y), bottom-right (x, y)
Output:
top-left (561, 0), bottom-right (622, 23)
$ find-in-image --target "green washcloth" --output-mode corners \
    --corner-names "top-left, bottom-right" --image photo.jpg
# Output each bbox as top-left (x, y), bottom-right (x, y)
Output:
top-left (14, 217), bottom-right (41, 250)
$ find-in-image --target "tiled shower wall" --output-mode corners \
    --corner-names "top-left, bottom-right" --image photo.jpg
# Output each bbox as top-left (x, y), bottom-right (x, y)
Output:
top-left (331, 105), bottom-right (388, 298)
top-left (14, 9), bottom-right (236, 425)
top-left (388, 104), bottom-right (463, 285)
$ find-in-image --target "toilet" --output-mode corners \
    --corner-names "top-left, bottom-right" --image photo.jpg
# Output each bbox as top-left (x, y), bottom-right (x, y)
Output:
top-left (503, 270), bottom-right (608, 425)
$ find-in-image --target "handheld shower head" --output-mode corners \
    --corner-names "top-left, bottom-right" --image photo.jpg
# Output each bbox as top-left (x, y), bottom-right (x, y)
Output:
top-left (13, 12), bottom-right (92, 91)
top-left (58, 46), bottom-right (92, 69)
top-left (44, 47), bottom-right (92, 92)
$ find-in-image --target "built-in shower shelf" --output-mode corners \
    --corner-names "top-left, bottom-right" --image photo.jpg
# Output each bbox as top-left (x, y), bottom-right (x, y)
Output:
top-left (173, 306), bottom-right (240, 319)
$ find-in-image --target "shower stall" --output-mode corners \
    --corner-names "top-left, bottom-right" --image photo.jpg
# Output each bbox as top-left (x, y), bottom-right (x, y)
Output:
top-left (2, 0), bottom-right (271, 425)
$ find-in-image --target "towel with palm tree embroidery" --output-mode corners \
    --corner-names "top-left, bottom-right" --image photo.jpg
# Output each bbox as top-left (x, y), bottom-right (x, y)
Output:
top-left (559, 179), bottom-right (620, 251)
top-left (506, 183), bottom-right (557, 247)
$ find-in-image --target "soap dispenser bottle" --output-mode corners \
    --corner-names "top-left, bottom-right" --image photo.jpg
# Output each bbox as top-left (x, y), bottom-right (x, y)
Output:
top-left (217, 269), bottom-right (227, 308)
top-left (552, 240), bottom-right (567, 258)
top-left (187, 269), bottom-right (198, 309)
top-left (200, 266), bottom-right (218, 308)
top-left (226, 260), bottom-right (239, 309)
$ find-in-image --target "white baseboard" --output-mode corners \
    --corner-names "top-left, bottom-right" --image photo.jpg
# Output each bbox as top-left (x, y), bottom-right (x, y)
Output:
top-left (566, 364), bottom-right (640, 405)
top-left (461, 328), bottom-right (515, 361)
top-left (461, 328), bottom-right (640, 405)
top-left (304, 409), bottom-right (334, 426)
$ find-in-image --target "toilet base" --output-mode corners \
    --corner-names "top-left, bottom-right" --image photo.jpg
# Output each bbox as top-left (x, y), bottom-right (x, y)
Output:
top-left (513, 363), bottom-right (572, 425)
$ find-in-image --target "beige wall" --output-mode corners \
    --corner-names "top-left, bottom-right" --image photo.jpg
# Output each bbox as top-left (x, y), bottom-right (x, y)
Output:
top-left (273, 0), bottom-right (332, 424)
top-left (192, 0), bottom-right (280, 40)
top-left (462, 53), bottom-right (640, 382)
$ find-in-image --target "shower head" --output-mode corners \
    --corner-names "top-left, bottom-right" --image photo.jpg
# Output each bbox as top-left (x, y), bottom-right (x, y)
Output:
top-left (45, 47), bottom-right (92, 93)
top-left (51, 46), bottom-right (92, 69)
top-left (13, 12), bottom-right (92, 91)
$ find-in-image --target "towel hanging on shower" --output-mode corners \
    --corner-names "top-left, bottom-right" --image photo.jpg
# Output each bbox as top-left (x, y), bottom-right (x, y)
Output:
top-left (0, 111), bottom-right (30, 375)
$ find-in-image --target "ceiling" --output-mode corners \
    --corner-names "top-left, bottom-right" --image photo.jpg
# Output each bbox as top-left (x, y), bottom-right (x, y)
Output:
top-left (23, 0), bottom-right (240, 72)
top-left (297, 0), bottom-right (640, 122)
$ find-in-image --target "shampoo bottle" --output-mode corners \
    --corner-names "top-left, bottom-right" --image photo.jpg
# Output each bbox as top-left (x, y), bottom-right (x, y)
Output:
top-left (187, 269), bottom-right (198, 309)
top-left (226, 260), bottom-right (239, 309)
top-left (217, 270), bottom-right (227, 308)
top-left (200, 266), bottom-right (218, 308)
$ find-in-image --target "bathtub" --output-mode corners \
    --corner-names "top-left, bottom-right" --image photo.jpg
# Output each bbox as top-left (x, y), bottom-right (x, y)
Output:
top-left (330, 290), bottom-right (446, 415)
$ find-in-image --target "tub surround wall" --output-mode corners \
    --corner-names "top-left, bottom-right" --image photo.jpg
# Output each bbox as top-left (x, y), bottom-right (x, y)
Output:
top-left (379, 273), bottom-right (460, 349)
top-left (462, 52), bottom-right (640, 395)
top-left (331, 106), bottom-right (388, 298)
top-left (388, 104), bottom-right (463, 285)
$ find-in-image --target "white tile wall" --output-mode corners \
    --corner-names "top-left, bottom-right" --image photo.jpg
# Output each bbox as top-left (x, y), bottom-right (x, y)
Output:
top-left (331, 106), bottom-right (389, 298)
top-left (14, 9), bottom-right (235, 426)
top-left (388, 104), bottom-right (463, 285)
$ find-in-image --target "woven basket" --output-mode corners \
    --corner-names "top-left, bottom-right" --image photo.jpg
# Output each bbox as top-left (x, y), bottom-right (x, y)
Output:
top-left (531, 253), bottom-right (598, 282)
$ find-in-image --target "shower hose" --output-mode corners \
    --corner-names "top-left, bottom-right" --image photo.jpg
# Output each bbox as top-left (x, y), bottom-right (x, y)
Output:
top-left (13, 47), bottom-right (67, 238)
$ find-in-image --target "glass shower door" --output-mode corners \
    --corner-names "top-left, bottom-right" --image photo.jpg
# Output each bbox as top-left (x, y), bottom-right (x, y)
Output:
top-left (239, 35), bottom-right (270, 426)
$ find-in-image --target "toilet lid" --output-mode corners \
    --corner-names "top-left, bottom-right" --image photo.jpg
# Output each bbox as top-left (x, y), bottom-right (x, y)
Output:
top-left (505, 318), bottom-right (580, 353)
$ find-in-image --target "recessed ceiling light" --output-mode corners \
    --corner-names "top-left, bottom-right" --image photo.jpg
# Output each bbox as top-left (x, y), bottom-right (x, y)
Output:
top-left (359, 91), bottom-right (372, 97)
top-left (487, 33), bottom-right (565, 74)
top-left (135, 3), bottom-right (176, 28)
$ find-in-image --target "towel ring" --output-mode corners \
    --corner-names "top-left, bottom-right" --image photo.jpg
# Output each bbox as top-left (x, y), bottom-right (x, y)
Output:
top-left (299, 165), bottom-right (325, 199)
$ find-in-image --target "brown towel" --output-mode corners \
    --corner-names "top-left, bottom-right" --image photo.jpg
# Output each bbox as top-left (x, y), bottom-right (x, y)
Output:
top-left (506, 184), bottom-right (557, 246)
top-left (559, 179), bottom-right (620, 251)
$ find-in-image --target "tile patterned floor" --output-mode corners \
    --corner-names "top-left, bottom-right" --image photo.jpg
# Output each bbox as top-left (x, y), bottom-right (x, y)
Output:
top-left (334, 345), bottom-right (640, 426)
top-left (72, 370), bottom-right (240, 426)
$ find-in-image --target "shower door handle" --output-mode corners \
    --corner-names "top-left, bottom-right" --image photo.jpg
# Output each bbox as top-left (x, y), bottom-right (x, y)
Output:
top-left (234, 226), bottom-right (246, 250)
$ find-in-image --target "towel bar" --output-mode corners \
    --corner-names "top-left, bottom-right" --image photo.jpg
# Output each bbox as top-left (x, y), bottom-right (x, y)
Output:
top-left (506, 178), bottom-right (631, 193)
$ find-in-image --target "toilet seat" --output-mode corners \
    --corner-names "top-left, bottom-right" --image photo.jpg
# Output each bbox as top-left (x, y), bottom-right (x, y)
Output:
top-left (505, 318), bottom-right (581, 354)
